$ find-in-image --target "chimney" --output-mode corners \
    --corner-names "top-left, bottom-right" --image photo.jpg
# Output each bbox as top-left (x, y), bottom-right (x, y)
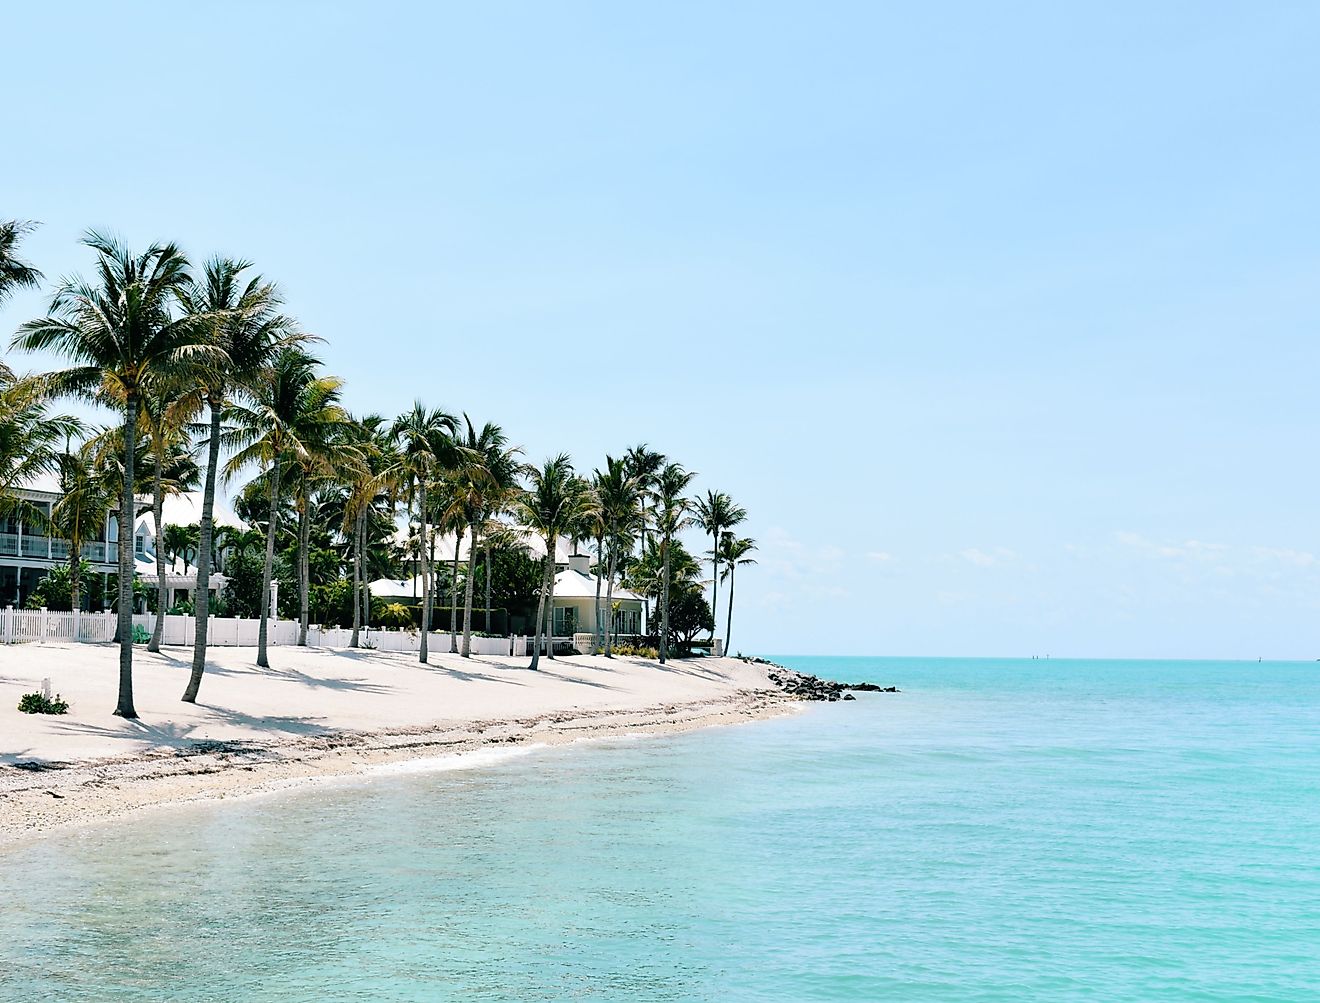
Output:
top-left (567, 554), bottom-right (591, 575)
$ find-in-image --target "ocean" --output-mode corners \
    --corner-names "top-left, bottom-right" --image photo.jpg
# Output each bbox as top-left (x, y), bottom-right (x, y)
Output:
top-left (1, 656), bottom-right (1318, 1001)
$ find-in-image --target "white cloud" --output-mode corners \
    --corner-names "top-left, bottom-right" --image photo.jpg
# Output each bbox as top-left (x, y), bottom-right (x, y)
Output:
top-left (958, 546), bottom-right (1017, 568)
top-left (1114, 532), bottom-right (1228, 561)
top-left (866, 550), bottom-right (894, 563)
top-left (1250, 546), bottom-right (1317, 568)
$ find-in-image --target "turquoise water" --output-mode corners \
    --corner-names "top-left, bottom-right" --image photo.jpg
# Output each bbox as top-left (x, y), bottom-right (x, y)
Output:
top-left (2, 656), bottom-right (1319, 1001)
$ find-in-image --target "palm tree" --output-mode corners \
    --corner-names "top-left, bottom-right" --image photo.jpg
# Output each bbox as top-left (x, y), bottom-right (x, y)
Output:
top-left (161, 523), bottom-right (200, 573)
top-left (0, 220), bottom-right (42, 310)
top-left (624, 444), bottom-right (664, 555)
top-left (653, 462), bottom-right (695, 664)
top-left (13, 232), bottom-right (207, 718)
top-left (430, 474), bottom-right (466, 654)
top-left (287, 406), bottom-right (352, 646)
top-left (390, 403), bottom-right (459, 664)
top-left (141, 389), bottom-right (200, 650)
top-left (178, 257), bottom-right (296, 701)
top-left (595, 456), bottom-right (641, 657)
top-left (50, 441), bottom-right (116, 613)
top-left (341, 414), bottom-right (393, 648)
top-left (718, 535), bottom-right (757, 652)
top-left (481, 520), bottom-right (523, 635)
top-left (225, 348), bottom-right (346, 668)
top-left (694, 490), bottom-right (746, 647)
top-left (0, 374), bottom-right (81, 532)
top-left (453, 417), bottom-right (520, 657)
top-left (579, 477), bottom-right (607, 648)
top-left (519, 455), bottom-right (586, 670)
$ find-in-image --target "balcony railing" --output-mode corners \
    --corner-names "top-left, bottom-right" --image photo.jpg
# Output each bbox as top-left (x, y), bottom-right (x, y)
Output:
top-left (20, 536), bottom-right (49, 558)
top-left (0, 536), bottom-right (116, 565)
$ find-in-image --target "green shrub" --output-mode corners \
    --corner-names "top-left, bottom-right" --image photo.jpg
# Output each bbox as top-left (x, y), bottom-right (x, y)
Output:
top-left (132, 625), bottom-right (151, 644)
top-left (18, 691), bottom-right (69, 715)
top-left (610, 643), bottom-right (659, 659)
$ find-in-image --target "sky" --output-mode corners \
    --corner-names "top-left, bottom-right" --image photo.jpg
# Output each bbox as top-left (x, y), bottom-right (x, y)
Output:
top-left (4, 2), bottom-right (1319, 659)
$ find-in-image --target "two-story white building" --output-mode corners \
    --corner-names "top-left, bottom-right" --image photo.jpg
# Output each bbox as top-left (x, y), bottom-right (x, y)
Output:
top-left (0, 473), bottom-right (121, 609)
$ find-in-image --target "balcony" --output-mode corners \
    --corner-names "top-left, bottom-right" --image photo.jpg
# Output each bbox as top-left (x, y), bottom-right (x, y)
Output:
top-left (20, 536), bottom-right (50, 558)
top-left (0, 533), bottom-right (16, 557)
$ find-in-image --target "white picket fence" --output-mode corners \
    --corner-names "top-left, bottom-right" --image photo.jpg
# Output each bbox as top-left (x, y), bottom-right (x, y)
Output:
top-left (0, 608), bottom-right (118, 644)
top-left (0, 607), bottom-right (571, 659)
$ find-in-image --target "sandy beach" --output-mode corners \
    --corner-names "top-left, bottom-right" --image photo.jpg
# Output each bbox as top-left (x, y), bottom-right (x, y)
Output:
top-left (0, 643), bottom-right (795, 846)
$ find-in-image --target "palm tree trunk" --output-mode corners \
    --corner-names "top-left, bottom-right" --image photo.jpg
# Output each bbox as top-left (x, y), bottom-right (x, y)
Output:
top-left (450, 529), bottom-right (461, 653)
top-left (257, 454), bottom-right (282, 669)
top-left (69, 537), bottom-right (81, 616)
top-left (148, 449), bottom-right (167, 652)
top-left (297, 492), bottom-right (310, 645)
top-left (483, 541), bottom-right (492, 634)
top-left (461, 521), bottom-right (479, 657)
top-left (418, 484), bottom-right (431, 664)
top-left (594, 534), bottom-right (604, 651)
top-left (710, 531), bottom-right (720, 646)
top-left (529, 549), bottom-right (551, 670)
top-left (659, 536), bottom-right (671, 665)
top-left (545, 547), bottom-right (558, 661)
top-left (604, 542), bottom-right (617, 658)
top-left (350, 505), bottom-right (362, 648)
top-left (184, 403), bottom-right (222, 703)
top-left (114, 399), bottom-right (139, 718)
top-left (358, 512), bottom-right (369, 629)
top-left (725, 565), bottom-right (736, 651)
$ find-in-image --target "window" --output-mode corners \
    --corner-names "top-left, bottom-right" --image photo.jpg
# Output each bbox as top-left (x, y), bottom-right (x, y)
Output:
top-left (135, 535), bottom-right (145, 555)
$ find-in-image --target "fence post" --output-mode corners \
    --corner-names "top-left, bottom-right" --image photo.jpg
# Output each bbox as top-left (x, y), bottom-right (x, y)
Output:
top-left (73, 607), bottom-right (81, 643)
top-left (3, 606), bottom-right (10, 644)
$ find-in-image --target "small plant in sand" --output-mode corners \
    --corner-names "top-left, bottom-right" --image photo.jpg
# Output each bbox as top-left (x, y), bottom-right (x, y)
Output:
top-left (131, 625), bottom-right (151, 644)
top-left (18, 691), bottom-right (69, 715)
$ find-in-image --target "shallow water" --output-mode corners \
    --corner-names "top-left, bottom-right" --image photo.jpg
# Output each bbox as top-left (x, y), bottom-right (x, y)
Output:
top-left (2, 657), bottom-right (1318, 1001)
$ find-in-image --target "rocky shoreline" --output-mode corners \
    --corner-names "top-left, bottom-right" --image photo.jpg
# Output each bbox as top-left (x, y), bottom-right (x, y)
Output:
top-left (742, 657), bottom-right (900, 702)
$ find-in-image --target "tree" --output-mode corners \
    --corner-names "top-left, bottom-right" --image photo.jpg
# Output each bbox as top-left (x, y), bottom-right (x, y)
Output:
top-left (141, 394), bottom-right (200, 651)
top-left (653, 462), bottom-right (695, 664)
top-left (13, 232), bottom-right (209, 718)
top-left (623, 444), bottom-right (664, 555)
top-left (26, 560), bottom-right (93, 612)
top-left (718, 535), bottom-right (757, 651)
top-left (453, 417), bottom-right (520, 657)
top-left (178, 256), bottom-right (296, 702)
top-left (340, 414), bottom-right (394, 648)
top-left (665, 584), bottom-right (714, 656)
top-left (594, 455), bottom-right (640, 657)
top-left (694, 490), bottom-right (745, 648)
top-left (0, 374), bottom-right (81, 539)
top-left (577, 477), bottom-right (607, 648)
top-left (286, 402), bottom-right (352, 646)
top-left (519, 455), bottom-right (587, 670)
top-left (0, 220), bottom-right (42, 309)
top-left (225, 347), bottom-right (346, 668)
top-left (50, 443), bottom-right (116, 612)
top-left (162, 523), bottom-right (199, 572)
top-left (390, 403), bottom-right (459, 664)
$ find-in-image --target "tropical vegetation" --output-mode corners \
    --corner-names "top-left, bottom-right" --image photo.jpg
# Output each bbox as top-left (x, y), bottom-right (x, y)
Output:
top-left (0, 219), bottom-right (760, 717)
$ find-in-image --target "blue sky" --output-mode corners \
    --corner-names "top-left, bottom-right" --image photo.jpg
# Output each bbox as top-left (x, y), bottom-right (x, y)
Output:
top-left (5, 2), bottom-right (1319, 658)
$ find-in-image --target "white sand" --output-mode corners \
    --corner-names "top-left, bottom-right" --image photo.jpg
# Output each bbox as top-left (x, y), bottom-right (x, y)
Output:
top-left (0, 642), bottom-right (795, 845)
